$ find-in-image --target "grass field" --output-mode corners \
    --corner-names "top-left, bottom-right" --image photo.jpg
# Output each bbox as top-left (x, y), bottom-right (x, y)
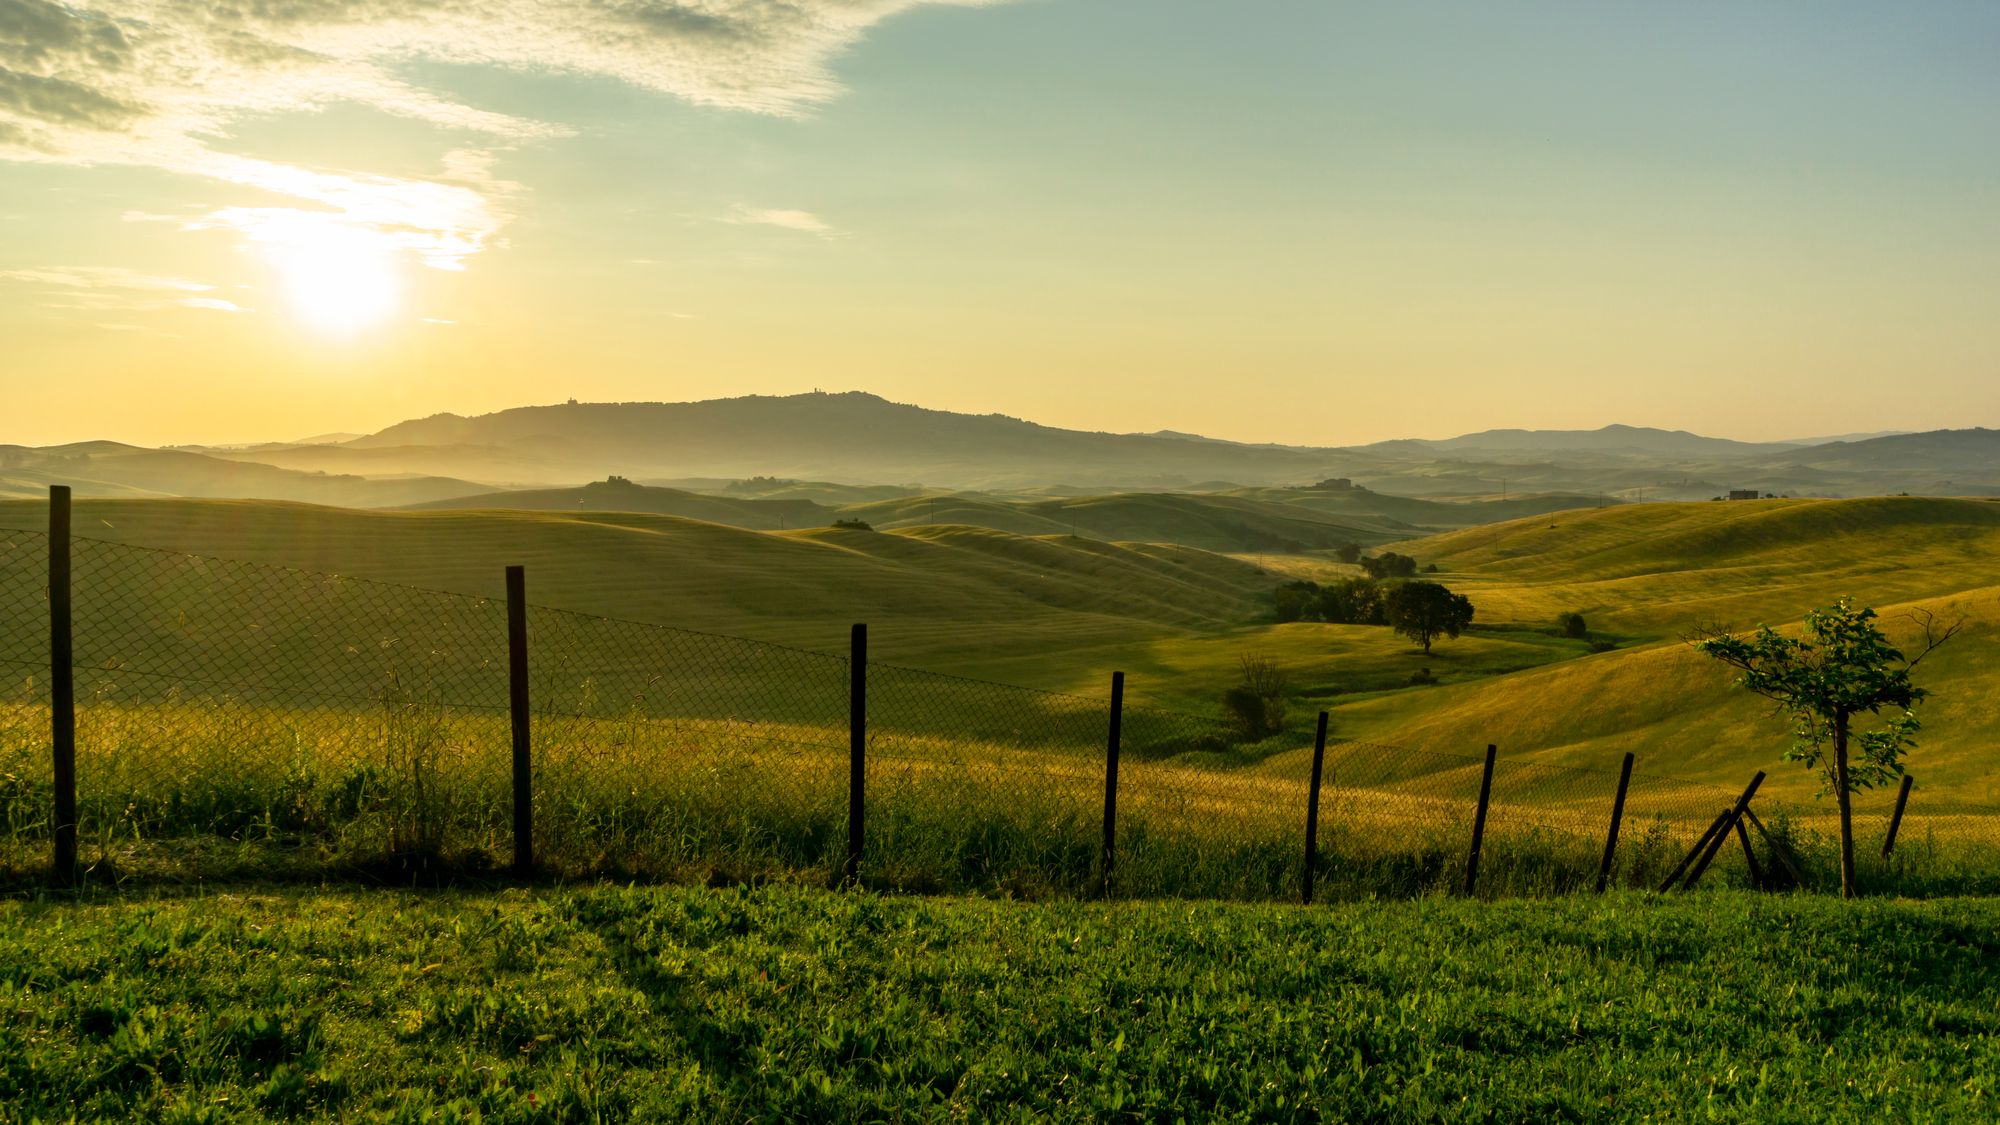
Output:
top-left (4, 884), bottom-right (1998, 1121)
top-left (4, 493), bottom-right (2000, 891)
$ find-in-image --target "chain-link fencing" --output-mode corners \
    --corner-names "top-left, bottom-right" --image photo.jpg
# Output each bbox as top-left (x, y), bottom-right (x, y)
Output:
top-left (1, 512), bottom-right (1994, 897)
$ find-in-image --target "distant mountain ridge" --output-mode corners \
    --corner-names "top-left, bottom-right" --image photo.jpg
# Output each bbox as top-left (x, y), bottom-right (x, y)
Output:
top-left (1372, 424), bottom-right (1790, 458)
top-left (347, 392), bottom-right (1364, 489)
top-left (9, 391), bottom-right (1998, 502)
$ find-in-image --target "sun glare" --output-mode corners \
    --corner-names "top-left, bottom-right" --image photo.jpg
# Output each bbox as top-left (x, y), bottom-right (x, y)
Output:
top-left (260, 217), bottom-right (404, 336)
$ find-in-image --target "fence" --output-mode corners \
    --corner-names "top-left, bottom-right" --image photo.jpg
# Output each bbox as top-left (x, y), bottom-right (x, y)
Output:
top-left (1, 487), bottom-right (1990, 898)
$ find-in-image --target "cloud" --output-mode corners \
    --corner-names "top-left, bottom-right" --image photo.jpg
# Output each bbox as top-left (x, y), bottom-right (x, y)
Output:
top-left (0, 0), bottom-right (1000, 283)
top-left (724, 204), bottom-right (840, 237)
top-left (0, 263), bottom-right (247, 314)
top-left (0, 265), bottom-right (213, 291)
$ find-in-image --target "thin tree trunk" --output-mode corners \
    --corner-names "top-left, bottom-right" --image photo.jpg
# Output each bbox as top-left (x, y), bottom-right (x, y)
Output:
top-left (1834, 712), bottom-right (1855, 899)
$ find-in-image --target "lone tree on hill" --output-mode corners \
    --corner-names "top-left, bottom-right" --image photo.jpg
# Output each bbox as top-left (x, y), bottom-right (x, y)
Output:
top-left (1384, 581), bottom-right (1474, 654)
top-left (1693, 599), bottom-right (1960, 899)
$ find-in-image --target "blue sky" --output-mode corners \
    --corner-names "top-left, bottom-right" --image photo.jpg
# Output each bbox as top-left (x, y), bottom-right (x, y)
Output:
top-left (2, 0), bottom-right (1995, 445)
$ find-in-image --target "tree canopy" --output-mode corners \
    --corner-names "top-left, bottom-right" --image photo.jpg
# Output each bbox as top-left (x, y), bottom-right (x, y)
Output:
top-left (1693, 598), bottom-right (1958, 897)
top-left (1383, 581), bottom-right (1474, 654)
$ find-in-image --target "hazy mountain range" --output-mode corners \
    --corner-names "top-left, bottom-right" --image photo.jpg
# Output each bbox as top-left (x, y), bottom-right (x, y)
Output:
top-left (4, 391), bottom-right (1995, 508)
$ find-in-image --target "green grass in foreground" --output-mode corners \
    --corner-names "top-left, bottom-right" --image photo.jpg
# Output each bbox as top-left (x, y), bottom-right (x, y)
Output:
top-left (3, 886), bottom-right (1998, 1122)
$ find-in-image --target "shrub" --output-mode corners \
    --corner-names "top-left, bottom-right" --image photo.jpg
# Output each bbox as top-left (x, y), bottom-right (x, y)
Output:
top-left (1222, 655), bottom-right (1290, 739)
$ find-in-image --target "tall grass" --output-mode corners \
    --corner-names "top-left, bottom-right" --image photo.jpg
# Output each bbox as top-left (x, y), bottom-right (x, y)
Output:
top-left (3, 686), bottom-right (1997, 898)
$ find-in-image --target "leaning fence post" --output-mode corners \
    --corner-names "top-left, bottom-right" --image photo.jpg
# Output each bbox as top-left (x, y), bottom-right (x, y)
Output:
top-left (49, 485), bottom-right (76, 884)
top-left (1882, 774), bottom-right (1914, 857)
top-left (1733, 817), bottom-right (1765, 890)
top-left (847, 623), bottom-right (867, 886)
top-left (1659, 810), bottom-right (1731, 892)
top-left (1594, 751), bottom-right (1635, 893)
top-left (1681, 770), bottom-right (1766, 891)
top-left (1099, 671), bottom-right (1124, 898)
top-left (1462, 744), bottom-right (1496, 897)
top-left (1302, 711), bottom-right (1329, 905)
top-left (505, 565), bottom-right (533, 877)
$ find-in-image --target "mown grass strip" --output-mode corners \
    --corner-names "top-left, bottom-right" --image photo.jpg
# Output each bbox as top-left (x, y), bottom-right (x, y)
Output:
top-left (2, 886), bottom-right (1997, 1121)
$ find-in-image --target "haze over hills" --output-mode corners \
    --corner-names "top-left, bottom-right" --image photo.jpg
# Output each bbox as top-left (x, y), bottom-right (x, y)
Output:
top-left (9, 391), bottom-right (2000, 506)
top-left (1362, 424), bottom-right (1792, 458)
top-left (0, 442), bottom-right (483, 507)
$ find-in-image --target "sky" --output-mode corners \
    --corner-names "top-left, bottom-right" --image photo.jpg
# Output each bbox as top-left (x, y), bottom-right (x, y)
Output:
top-left (3, 0), bottom-right (1997, 448)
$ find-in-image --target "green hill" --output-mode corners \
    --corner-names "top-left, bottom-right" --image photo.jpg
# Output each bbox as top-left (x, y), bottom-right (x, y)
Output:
top-left (1224, 486), bottom-right (1614, 529)
top-left (400, 478), bottom-right (832, 530)
top-left (846, 491), bottom-right (1405, 551)
top-left (1276, 497), bottom-right (2000, 804)
top-left (1395, 496), bottom-right (2000, 637)
top-left (0, 499), bottom-right (1268, 670)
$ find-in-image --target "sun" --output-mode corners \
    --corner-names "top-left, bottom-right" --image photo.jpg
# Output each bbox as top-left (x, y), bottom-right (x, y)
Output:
top-left (261, 218), bottom-right (404, 336)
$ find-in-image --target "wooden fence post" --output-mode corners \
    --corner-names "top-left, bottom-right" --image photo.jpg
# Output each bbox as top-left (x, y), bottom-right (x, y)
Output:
top-left (1882, 774), bottom-right (1914, 857)
top-left (49, 486), bottom-right (76, 885)
top-left (847, 623), bottom-right (866, 886)
top-left (1733, 817), bottom-right (1765, 889)
top-left (1462, 744), bottom-right (1497, 897)
top-left (1100, 671), bottom-right (1124, 898)
top-left (1302, 711), bottom-right (1329, 905)
top-left (1658, 809), bottom-right (1731, 892)
top-left (505, 566), bottom-right (533, 877)
top-left (1681, 770), bottom-right (1766, 891)
top-left (1594, 751), bottom-right (1634, 893)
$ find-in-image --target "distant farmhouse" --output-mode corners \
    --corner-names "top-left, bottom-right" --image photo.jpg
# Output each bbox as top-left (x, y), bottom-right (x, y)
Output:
top-left (1300, 478), bottom-right (1359, 492)
top-left (1727, 489), bottom-right (1761, 501)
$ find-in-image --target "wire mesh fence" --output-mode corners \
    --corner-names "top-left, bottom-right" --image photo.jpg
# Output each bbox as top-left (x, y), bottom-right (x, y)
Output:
top-left (1, 507), bottom-right (1996, 898)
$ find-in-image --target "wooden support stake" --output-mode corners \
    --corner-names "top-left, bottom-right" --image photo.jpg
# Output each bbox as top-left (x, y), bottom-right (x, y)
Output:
top-left (1594, 751), bottom-right (1635, 893)
top-left (506, 566), bottom-right (533, 877)
top-left (1099, 671), bottom-right (1124, 899)
top-left (1743, 806), bottom-right (1809, 890)
top-left (49, 486), bottom-right (76, 885)
top-left (1681, 770), bottom-right (1766, 892)
top-left (1302, 711), bottom-right (1329, 905)
top-left (847, 623), bottom-right (866, 886)
top-left (1734, 817), bottom-right (1765, 890)
top-left (1658, 809), bottom-right (1731, 893)
top-left (1462, 744), bottom-right (1497, 897)
top-left (1882, 774), bottom-right (1915, 857)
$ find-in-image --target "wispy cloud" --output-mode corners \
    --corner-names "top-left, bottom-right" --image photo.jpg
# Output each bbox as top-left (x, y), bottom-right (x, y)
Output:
top-left (0, 264), bottom-right (244, 315)
top-left (0, 0), bottom-right (999, 286)
top-left (0, 266), bottom-right (212, 292)
top-left (724, 205), bottom-right (840, 237)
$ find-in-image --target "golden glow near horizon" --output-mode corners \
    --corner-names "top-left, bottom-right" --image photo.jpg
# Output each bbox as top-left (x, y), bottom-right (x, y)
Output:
top-left (2, 3), bottom-right (1997, 446)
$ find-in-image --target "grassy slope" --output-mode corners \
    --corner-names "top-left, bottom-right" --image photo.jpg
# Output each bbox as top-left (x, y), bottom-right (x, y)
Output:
top-left (4, 885), bottom-right (1997, 1122)
top-left (6, 494), bottom-right (1999, 806)
top-left (0, 499), bottom-right (1268, 670)
top-left (1224, 486), bottom-right (1611, 528)
top-left (400, 481), bottom-right (834, 530)
top-left (1314, 497), bottom-right (2000, 804)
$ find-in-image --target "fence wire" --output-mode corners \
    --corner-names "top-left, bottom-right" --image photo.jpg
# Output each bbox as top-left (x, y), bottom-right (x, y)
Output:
top-left (0, 521), bottom-right (1994, 897)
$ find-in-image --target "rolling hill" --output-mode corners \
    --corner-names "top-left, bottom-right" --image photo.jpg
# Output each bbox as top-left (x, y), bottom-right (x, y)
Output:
top-left (340, 391), bottom-right (1370, 490)
top-left (0, 443), bottom-right (485, 507)
top-left (0, 499), bottom-right (1271, 669)
top-left (1268, 497), bottom-right (2000, 804)
top-left (400, 477), bottom-right (833, 530)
